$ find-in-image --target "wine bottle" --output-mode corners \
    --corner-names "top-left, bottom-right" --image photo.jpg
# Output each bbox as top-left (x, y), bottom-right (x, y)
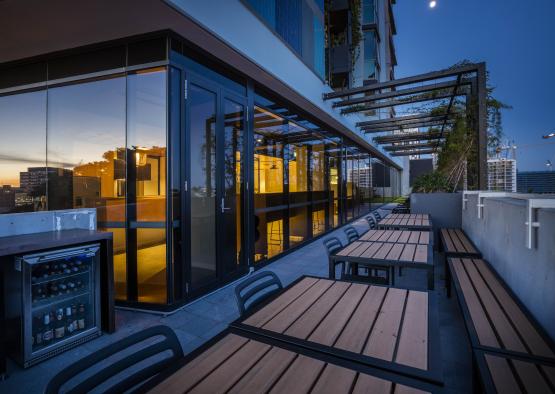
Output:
top-left (65, 306), bottom-right (75, 335)
top-left (54, 308), bottom-right (65, 339)
top-left (42, 312), bottom-right (53, 345)
top-left (58, 282), bottom-right (68, 294)
top-left (67, 281), bottom-right (76, 292)
top-left (33, 315), bottom-right (43, 347)
top-left (77, 304), bottom-right (86, 330)
top-left (48, 282), bottom-right (59, 297)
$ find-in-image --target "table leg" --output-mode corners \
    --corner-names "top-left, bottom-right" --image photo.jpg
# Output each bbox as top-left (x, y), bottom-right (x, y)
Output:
top-left (428, 266), bottom-right (435, 290)
top-left (391, 266), bottom-right (395, 287)
top-left (328, 257), bottom-right (334, 279)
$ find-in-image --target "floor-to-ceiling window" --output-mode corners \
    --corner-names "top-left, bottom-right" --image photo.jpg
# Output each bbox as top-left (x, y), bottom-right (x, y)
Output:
top-left (253, 106), bottom-right (287, 262)
top-left (310, 135), bottom-right (326, 236)
top-left (327, 140), bottom-right (342, 228)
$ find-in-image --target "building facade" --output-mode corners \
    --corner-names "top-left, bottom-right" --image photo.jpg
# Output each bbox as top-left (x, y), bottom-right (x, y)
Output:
top-left (517, 171), bottom-right (555, 194)
top-left (0, 0), bottom-right (401, 310)
top-left (487, 159), bottom-right (517, 192)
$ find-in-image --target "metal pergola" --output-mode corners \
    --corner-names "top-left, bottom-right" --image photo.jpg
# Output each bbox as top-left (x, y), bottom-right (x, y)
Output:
top-left (323, 63), bottom-right (488, 188)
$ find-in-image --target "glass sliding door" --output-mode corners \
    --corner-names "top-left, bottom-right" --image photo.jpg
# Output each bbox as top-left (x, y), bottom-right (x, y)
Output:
top-left (188, 82), bottom-right (218, 290)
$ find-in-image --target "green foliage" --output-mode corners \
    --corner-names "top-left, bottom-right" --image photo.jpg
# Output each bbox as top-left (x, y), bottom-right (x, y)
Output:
top-left (412, 172), bottom-right (451, 193)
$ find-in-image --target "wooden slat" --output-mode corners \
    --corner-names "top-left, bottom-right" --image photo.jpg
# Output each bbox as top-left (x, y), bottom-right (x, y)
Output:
top-left (263, 279), bottom-right (334, 333)
top-left (408, 231), bottom-right (420, 244)
top-left (360, 241), bottom-right (383, 258)
top-left (394, 385), bottom-right (430, 394)
top-left (377, 230), bottom-right (392, 242)
top-left (386, 243), bottom-right (404, 261)
top-left (399, 244), bottom-right (416, 262)
top-left (474, 260), bottom-right (555, 358)
top-left (513, 359), bottom-right (551, 393)
top-left (269, 354), bottom-right (325, 394)
top-left (450, 259), bottom-right (500, 348)
top-left (395, 291), bottom-right (428, 370)
top-left (364, 288), bottom-right (407, 361)
top-left (309, 283), bottom-right (369, 346)
top-left (419, 232), bottom-right (430, 245)
top-left (350, 242), bottom-right (373, 257)
top-left (310, 364), bottom-right (357, 394)
top-left (373, 242), bottom-right (394, 259)
top-left (285, 281), bottom-right (351, 338)
top-left (397, 231), bottom-right (410, 243)
top-left (244, 277), bottom-right (318, 327)
top-left (542, 366), bottom-right (555, 387)
top-left (337, 241), bottom-right (364, 257)
top-left (148, 334), bottom-right (248, 394)
top-left (351, 370), bottom-right (392, 394)
top-left (454, 229), bottom-right (477, 253)
top-left (336, 286), bottom-right (388, 353)
top-left (484, 354), bottom-right (521, 394)
top-left (389, 231), bottom-right (402, 243)
top-left (413, 244), bottom-right (428, 263)
top-left (227, 346), bottom-right (296, 394)
top-left (189, 340), bottom-right (271, 394)
top-left (448, 229), bottom-right (465, 252)
top-left (465, 260), bottom-right (527, 353)
top-left (441, 229), bottom-right (455, 252)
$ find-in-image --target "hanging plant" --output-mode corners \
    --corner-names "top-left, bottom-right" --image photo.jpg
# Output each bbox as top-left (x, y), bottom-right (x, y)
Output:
top-left (349, 0), bottom-right (362, 80)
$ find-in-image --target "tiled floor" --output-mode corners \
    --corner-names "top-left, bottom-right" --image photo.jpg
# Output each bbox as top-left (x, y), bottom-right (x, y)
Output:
top-left (0, 205), bottom-right (473, 393)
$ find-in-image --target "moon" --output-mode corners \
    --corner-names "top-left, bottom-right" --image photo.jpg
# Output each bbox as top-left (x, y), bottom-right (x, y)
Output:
top-left (429, 1), bottom-right (437, 8)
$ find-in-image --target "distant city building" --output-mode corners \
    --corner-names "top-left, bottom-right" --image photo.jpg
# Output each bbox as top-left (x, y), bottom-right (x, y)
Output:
top-left (517, 171), bottom-right (555, 194)
top-left (487, 159), bottom-right (517, 192)
top-left (0, 185), bottom-right (16, 213)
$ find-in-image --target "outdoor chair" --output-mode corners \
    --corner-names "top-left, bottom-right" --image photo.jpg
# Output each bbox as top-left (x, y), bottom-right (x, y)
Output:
top-left (365, 215), bottom-right (377, 229)
top-left (372, 210), bottom-right (382, 221)
top-left (343, 225), bottom-right (359, 244)
top-left (235, 271), bottom-right (283, 315)
top-left (45, 325), bottom-right (183, 394)
top-left (323, 236), bottom-right (348, 279)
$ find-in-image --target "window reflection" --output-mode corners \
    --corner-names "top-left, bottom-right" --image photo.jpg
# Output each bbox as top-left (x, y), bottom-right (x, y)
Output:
top-left (0, 91), bottom-right (47, 214)
top-left (46, 75), bottom-right (128, 298)
top-left (127, 68), bottom-right (167, 303)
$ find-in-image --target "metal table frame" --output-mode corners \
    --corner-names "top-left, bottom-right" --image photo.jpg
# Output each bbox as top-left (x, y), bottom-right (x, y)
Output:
top-left (230, 275), bottom-right (444, 387)
top-left (329, 242), bottom-right (435, 290)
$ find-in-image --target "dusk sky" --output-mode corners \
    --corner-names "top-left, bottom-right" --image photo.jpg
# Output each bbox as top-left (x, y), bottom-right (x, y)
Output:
top-left (394, 0), bottom-right (555, 171)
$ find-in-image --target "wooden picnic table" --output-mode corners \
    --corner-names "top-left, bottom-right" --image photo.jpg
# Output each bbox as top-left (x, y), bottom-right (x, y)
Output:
top-left (330, 240), bottom-right (435, 290)
top-left (378, 214), bottom-right (432, 231)
top-left (144, 329), bottom-right (439, 394)
top-left (230, 276), bottom-right (443, 386)
top-left (360, 229), bottom-right (431, 245)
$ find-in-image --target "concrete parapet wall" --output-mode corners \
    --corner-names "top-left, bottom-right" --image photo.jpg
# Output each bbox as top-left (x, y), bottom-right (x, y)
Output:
top-left (0, 209), bottom-right (96, 237)
top-left (462, 194), bottom-right (555, 340)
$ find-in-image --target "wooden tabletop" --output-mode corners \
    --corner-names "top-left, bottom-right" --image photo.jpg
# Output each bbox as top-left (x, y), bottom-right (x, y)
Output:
top-left (336, 240), bottom-right (431, 265)
top-left (360, 229), bottom-right (431, 245)
top-left (475, 350), bottom-right (555, 394)
top-left (449, 258), bottom-right (555, 361)
top-left (378, 215), bottom-right (431, 230)
top-left (148, 332), bottom-right (432, 394)
top-left (232, 277), bottom-right (440, 382)
top-left (439, 229), bottom-right (479, 256)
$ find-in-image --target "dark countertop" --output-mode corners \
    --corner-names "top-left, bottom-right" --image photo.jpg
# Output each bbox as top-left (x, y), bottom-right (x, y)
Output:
top-left (0, 229), bottom-right (113, 257)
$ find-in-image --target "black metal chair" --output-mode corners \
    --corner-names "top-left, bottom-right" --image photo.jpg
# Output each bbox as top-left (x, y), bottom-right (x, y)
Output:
top-left (45, 325), bottom-right (183, 394)
top-left (323, 236), bottom-right (347, 279)
top-left (235, 271), bottom-right (283, 316)
top-left (343, 225), bottom-right (359, 244)
top-left (372, 210), bottom-right (382, 221)
top-left (365, 215), bottom-right (377, 229)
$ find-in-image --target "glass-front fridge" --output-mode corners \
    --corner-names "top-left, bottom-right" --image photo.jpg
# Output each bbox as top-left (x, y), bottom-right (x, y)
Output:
top-left (13, 244), bottom-right (102, 367)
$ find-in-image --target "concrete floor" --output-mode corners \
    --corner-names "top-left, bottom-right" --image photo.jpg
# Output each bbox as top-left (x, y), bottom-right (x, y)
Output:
top-left (0, 206), bottom-right (473, 393)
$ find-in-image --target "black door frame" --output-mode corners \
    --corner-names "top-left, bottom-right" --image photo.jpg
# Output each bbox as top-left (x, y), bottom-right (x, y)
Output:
top-left (171, 55), bottom-right (249, 301)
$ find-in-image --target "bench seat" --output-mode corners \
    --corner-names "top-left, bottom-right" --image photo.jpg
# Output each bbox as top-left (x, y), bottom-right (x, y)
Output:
top-left (440, 228), bottom-right (481, 296)
top-left (449, 258), bottom-right (555, 362)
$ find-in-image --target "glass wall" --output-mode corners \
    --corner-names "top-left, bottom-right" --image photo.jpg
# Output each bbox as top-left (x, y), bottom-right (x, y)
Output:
top-left (363, 30), bottom-right (378, 81)
top-left (243, 0), bottom-right (325, 78)
top-left (0, 91), bottom-right (47, 214)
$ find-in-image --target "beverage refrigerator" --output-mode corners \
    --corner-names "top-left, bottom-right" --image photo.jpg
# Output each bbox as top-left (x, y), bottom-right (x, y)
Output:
top-left (6, 244), bottom-right (102, 367)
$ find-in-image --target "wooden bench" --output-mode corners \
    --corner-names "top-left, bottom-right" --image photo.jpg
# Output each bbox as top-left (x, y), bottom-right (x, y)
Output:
top-left (474, 349), bottom-right (555, 394)
top-left (448, 258), bottom-right (555, 389)
top-left (439, 228), bottom-right (481, 297)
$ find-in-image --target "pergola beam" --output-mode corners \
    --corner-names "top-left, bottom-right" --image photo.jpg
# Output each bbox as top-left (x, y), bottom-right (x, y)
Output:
top-left (390, 149), bottom-right (437, 157)
top-left (332, 78), bottom-right (472, 108)
top-left (341, 88), bottom-right (469, 114)
top-left (361, 119), bottom-right (455, 133)
top-left (384, 142), bottom-right (442, 151)
top-left (323, 63), bottom-right (482, 100)
top-left (374, 131), bottom-right (446, 144)
top-left (356, 112), bottom-right (453, 127)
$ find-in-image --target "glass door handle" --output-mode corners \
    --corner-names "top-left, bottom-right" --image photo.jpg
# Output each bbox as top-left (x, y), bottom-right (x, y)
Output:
top-left (221, 198), bottom-right (231, 213)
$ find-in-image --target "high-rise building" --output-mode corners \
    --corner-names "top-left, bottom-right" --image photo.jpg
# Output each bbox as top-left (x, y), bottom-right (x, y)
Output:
top-left (487, 159), bottom-right (517, 192)
top-left (328, 0), bottom-right (397, 90)
top-left (517, 171), bottom-right (555, 194)
top-left (0, 0), bottom-right (402, 310)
